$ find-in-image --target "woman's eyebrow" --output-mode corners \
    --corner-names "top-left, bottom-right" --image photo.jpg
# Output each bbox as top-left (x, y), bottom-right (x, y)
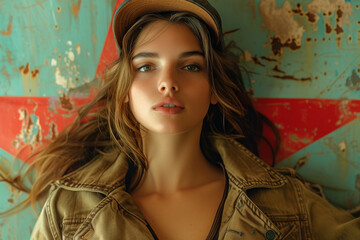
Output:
top-left (179, 51), bottom-right (204, 58)
top-left (132, 51), bottom-right (204, 60)
top-left (132, 52), bottom-right (159, 60)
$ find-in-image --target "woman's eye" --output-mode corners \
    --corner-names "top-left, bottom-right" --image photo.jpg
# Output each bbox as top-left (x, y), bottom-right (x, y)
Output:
top-left (183, 64), bottom-right (201, 72)
top-left (137, 65), bottom-right (155, 72)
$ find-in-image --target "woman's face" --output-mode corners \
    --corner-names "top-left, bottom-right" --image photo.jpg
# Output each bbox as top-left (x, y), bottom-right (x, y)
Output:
top-left (128, 20), bottom-right (217, 134)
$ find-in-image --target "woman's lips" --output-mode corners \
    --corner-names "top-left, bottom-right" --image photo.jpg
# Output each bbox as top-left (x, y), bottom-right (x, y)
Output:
top-left (153, 98), bottom-right (184, 114)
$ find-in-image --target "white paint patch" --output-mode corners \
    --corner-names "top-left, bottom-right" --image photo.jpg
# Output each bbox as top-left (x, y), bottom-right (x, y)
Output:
top-left (259, 0), bottom-right (305, 45)
top-left (55, 67), bottom-right (67, 88)
top-left (67, 40), bottom-right (72, 46)
top-left (67, 51), bottom-right (75, 61)
top-left (51, 58), bottom-right (57, 66)
top-left (307, 0), bottom-right (353, 27)
top-left (339, 140), bottom-right (346, 153)
top-left (18, 109), bottom-right (25, 121)
top-left (68, 77), bottom-right (76, 88)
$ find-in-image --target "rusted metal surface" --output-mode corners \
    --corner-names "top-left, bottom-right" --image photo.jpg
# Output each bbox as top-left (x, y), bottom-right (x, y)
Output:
top-left (1, 0), bottom-right (359, 238)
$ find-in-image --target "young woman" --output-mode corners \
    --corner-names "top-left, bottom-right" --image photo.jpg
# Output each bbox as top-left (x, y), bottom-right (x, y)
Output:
top-left (2, 0), bottom-right (359, 239)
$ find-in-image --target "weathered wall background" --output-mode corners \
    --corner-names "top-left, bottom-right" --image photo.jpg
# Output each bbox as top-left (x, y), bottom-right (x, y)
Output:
top-left (0, 0), bottom-right (359, 238)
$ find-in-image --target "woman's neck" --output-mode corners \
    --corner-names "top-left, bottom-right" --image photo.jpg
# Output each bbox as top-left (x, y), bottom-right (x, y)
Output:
top-left (133, 125), bottom-right (222, 196)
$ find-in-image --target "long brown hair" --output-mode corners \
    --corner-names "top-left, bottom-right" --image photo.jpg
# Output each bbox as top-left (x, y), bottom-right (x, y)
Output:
top-left (0, 12), bottom-right (279, 216)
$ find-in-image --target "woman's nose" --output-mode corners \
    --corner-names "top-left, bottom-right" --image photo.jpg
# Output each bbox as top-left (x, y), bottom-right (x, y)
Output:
top-left (158, 68), bottom-right (179, 93)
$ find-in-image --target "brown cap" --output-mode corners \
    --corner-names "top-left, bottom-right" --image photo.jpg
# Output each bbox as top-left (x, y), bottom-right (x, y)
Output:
top-left (113, 0), bottom-right (222, 50)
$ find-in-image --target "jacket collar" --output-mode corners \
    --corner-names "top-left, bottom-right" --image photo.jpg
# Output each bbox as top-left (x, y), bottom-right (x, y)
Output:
top-left (211, 137), bottom-right (286, 190)
top-left (57, 137), bottom-right (286, 193)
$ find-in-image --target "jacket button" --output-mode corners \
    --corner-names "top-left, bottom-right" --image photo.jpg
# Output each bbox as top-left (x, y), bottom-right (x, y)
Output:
top-left (265, 230), bottom-right (276, 240)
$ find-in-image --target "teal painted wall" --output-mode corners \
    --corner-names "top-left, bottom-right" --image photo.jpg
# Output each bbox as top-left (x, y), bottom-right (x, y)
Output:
top-left (1, 0), bottom-right (359, 239)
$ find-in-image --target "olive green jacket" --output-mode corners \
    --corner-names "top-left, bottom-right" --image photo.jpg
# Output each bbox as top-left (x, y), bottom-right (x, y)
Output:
top-left (31, 138), bottom-right (360, 239)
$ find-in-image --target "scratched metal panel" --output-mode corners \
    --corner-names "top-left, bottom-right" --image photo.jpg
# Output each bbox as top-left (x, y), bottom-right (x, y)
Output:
top-left (1, 0), bottom-right (359, 239)
top-left (212, 0), bottom-right (360, 99)
top-left (0, 0), bottom-right (114, 97)
top-left (0, 0), bottom-right (116, 239)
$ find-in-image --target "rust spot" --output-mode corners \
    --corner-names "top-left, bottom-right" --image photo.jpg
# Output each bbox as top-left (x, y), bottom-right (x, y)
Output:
top-left (313, 38), bottom-right (317, 42)
top-left (348, 36), bottom-right (352, 41)
top-left (57, 6), bottom-right (61, 12)
top-left (328, 11), bottom-right (332, 16)
top-left (325, 23), bottom-right (332, 34)
top-left (59, 94), bottom-right (74, 111)
top-left (260, 56), bottom-right (277, 62)
top-left (306, 37), bottom-right (312, 42)
top-left (269, 74), bottom-right (311, 82)
top-left (8, 198), bottom-right (14, 204)
top-left (357, 21), bottom-right (360, 25)
top-left (324, 72), bottom-right (327, 76)
top-left (336, 8), bottom-right (343, 19)
top-left (271, 37), bottom-right (301, 56)
top-left (322, 37), bottom-right (326, 41)
top-left (272, 65), bottom-right (285, 74)
top-left (58, 54), bottom-right (61, 60)
top-left (358, 69), bottom-right (360, 74)
top-left (54, 25), bottom-right (58, 30)
top-left (324, 61), bottom-right (327, 65)
top-left (252, 57), bottom-right (265, 67)
top-left (19, 63), bottom-right (30, 75)
top-left (323, 12), bottom-right (327, 17)
top-left (72, 0), bottom-right (82, 19)
top-left (314, 53), bottom-right (317, 56)
top-left (292, 3), bottom-right (302, 14)
top-left (315, 76), bottom-right (319, 80)
top-left (1, 16), bottom-right (13, 36)
top-left (335, 24), bottom-right (344, 34)
top-left (306, 12), bottom-right (316, 23)
top-left (31, 69), bottom-right (40, 78)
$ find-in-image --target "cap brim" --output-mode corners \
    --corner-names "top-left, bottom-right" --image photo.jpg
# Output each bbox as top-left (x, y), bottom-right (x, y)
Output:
top-left (113, 0), bottom-right (219, 50)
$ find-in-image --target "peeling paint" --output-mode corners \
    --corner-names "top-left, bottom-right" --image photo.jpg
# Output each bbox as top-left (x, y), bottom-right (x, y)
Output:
top-left (259, 0), bottom-right (305, 56)
top-left (51, 58), bottom-right (57, 66)
top-left (55, 67), bottom-right (67, 88)
top-left (270, 37), bottom-right (301, 56)
top-left (306, 0), bottom-right (353, 27)
top-left (44, 121), bottom-right (58, 141)
top-left (345, 70), bottom-right (360, 91)
top-left (14, 106), bottom-right (42, 149)
top-left (59, 93), bottom-right (73, 111)
top-left (339, 140), bottom-right (346, 153)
